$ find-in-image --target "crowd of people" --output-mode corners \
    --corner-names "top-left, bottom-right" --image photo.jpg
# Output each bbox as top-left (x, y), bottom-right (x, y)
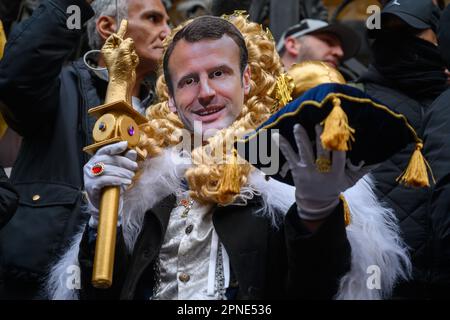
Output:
top-left (0, 0), bottom-right (449, 300)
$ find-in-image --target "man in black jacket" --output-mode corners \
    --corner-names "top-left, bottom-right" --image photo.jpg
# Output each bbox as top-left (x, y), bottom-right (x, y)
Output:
top-left (415, 4), bottom-right (450, 299)
top-left (423, 4), bottom-right (450, 182)
top-left (0, 0), bottom-right (169, 299)
top-left (356, 0), bottom-right (448, 298)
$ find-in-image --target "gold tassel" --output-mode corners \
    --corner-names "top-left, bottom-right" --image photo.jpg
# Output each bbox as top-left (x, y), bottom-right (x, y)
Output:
top-left (339, 194), bottom-right (351, 227)
top-left (396, 142), bottom-right (433, 187)
top-left (218, 148), bottom-right (241, 195)
top-left (320, 97), bottom-right (355, 151)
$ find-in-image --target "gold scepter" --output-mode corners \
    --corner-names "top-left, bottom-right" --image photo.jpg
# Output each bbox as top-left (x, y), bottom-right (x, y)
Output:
top-left (83, 20), bottom-right (147, 288)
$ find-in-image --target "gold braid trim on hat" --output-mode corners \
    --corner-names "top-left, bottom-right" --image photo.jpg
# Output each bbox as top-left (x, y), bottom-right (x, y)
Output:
top-left (136, 12), bottom-right (289, 205)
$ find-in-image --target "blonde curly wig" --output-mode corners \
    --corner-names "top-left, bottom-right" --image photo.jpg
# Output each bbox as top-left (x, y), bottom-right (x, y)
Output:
top-left (137, 12), bottom-right (286, 205)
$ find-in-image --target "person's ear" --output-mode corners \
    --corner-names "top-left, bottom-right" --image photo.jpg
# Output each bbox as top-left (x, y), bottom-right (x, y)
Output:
top-left (285, 37), bottom-right (300, 57)
top-left (97, 16), bottom-right (119, 43)
top-left (168, 97), bottom-right (177, 113)
top-left (242, 65), bottom-right (251, 95)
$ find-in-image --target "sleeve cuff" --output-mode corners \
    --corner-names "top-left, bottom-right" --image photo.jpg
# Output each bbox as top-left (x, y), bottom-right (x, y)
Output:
top-left (296, 198), bottom-right (340, 221)
top-left (286, 200), bottom-right (347, 241)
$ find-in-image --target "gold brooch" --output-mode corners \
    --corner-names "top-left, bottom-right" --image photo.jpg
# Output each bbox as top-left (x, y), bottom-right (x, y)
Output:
top-left (179, 198), bottom-right (194, 218)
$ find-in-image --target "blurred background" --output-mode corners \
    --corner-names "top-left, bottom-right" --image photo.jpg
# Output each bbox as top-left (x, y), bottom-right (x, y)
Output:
top-left (2, 0), bottom-right (449, 81)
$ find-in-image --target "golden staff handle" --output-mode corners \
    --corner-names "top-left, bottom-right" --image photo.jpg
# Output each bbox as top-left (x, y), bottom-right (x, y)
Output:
top-left (90, 20), bottom-right (138, 288)
top-left (92, 186), bottom-right (120, 288)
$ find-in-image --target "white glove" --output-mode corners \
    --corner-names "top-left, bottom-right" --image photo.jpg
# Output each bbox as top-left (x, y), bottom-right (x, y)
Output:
top-left (273, 124), bottom-right (373, 221)
top-left (84, 141), bottom-right (138, 225)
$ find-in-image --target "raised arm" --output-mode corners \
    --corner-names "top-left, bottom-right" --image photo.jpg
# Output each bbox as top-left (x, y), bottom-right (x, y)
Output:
top-left (0, 0), bottom-right (94, 135)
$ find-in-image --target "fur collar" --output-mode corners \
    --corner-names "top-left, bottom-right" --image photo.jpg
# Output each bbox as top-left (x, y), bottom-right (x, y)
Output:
top-left (121, 147), bottom-right (296, 251)
top-left (45, 150), bottom-right (410, 300)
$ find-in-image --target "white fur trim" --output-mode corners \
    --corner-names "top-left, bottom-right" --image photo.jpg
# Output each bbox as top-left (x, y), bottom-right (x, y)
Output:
top-left (121, 147), bottom-right (189, 251)
top-left (244, 170), bottom-right (296, 227)
top-left (121, 149), bottom-right (296, 248)
top-left (337, 175), bottom-right (412, 299)
top-left (46, 153), bottom-right (410, 300)
top-left (45, 227), bottom-right (84, 300)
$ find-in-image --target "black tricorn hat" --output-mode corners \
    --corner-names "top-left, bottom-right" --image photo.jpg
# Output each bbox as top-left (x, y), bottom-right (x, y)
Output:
top-left (236, 82), bottom-right (431, 187)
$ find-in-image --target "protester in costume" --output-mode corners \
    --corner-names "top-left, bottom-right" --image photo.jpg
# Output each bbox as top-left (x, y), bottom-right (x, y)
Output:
top-left (47, 14), bottom-right (411, 300)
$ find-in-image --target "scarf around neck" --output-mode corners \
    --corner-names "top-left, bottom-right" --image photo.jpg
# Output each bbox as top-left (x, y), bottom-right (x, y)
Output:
top-left (372, 32), bottom-right (448, 100)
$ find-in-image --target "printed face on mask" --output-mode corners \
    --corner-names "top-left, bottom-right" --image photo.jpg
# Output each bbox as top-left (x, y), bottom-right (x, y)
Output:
top-left (167, 35), bottom-right (251, 140)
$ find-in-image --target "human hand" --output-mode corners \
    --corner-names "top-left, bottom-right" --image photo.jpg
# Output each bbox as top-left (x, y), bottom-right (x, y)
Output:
top-left (273, 124), bottom-right (373, 220)
top-left (84, 141), bottom-right (138, 216)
